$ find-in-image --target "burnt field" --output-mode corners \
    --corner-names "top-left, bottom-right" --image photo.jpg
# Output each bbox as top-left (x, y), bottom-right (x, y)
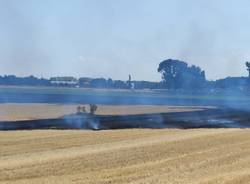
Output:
top-left (1, 88), bottom-right (250, 184)
top-left (1, 108), bottom-right (250, 131)
top-left (0, 87), bottom-right (250, 130)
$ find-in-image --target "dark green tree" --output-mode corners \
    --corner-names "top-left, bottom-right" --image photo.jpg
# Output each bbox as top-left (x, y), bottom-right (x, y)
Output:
top-left (246, 62), bottom-right (250, 78)
top-left (158, 59), bottom-right (206, 89)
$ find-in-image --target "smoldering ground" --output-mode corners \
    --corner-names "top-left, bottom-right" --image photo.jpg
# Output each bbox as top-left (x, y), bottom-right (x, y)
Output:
top-left (1, 85), bottom-right (250, 131)
top-left (1, 108), bottom-right (250, 131)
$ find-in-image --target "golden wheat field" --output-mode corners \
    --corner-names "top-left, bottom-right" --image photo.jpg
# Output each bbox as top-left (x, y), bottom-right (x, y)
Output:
top-left (1, 128), bottom-right (250, 184)
top-left (0, 103), bottom-right (208, 121)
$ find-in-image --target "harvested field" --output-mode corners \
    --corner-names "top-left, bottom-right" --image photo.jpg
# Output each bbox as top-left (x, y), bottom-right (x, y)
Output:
top-left (1, 103), bottom-right (250, 183)
top-left (0, 103), bottom-right (209, 121)
top-left (1, 129), bottom-right (250, 184)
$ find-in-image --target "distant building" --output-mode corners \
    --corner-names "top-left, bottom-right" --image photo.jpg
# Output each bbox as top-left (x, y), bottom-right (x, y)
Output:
top-left (78, 77), bottom-right (92, 87)
top-left (50, 77), bottom-right (78, 86)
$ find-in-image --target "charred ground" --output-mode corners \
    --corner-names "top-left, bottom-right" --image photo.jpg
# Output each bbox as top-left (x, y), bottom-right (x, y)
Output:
top-left (1, 108), bottom-right (250, 131)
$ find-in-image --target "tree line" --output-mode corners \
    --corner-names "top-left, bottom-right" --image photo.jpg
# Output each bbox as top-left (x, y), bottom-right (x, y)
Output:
top-left (0, 59), bottom-right (249, 91)
top-left (158, 59), bottom-right (250, 91)
top-left (0, 75), bottom-right (162, 89)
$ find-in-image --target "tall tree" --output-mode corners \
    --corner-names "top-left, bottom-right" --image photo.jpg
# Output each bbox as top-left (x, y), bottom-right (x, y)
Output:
top-left (158, 59), bottom-right (206, 89)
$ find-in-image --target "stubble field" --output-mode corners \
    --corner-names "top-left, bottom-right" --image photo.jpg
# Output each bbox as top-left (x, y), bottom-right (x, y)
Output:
top-left (1, 128), bottom-right (250, 184)
top-left (0, 103), bottom-right (208, 121)
top-left (0, 94), bottom-right (249, 184)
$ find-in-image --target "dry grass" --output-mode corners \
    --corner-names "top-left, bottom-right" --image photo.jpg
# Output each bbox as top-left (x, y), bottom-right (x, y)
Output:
top-left (0, 103), bottom-right (209, 121)
top-left (1, 128), bottom-right (250, 184)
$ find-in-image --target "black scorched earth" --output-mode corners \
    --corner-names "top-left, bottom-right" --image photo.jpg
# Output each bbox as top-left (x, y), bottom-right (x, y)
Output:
top-left (1, 108), bottom-right (250, 130)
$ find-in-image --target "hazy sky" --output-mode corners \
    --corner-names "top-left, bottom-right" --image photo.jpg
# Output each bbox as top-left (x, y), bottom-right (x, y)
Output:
top-left (0, 0), bottom-right (250, 81)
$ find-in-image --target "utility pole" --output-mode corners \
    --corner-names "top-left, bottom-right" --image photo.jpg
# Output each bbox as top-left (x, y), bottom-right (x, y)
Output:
top-left (127, 74), bottom-right (132, 89)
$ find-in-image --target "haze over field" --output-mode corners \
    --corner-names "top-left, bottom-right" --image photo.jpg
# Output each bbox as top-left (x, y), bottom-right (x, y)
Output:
top-left (0, 0), bottom-right (250, 80)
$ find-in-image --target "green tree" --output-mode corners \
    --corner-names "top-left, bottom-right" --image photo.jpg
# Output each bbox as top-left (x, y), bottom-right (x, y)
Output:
top-left (158, 59), bottom-right (206, 89)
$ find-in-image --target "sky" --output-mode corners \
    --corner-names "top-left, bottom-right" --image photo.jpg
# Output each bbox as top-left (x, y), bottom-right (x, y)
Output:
top-left (0, 0), bottom-right (250, 81)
